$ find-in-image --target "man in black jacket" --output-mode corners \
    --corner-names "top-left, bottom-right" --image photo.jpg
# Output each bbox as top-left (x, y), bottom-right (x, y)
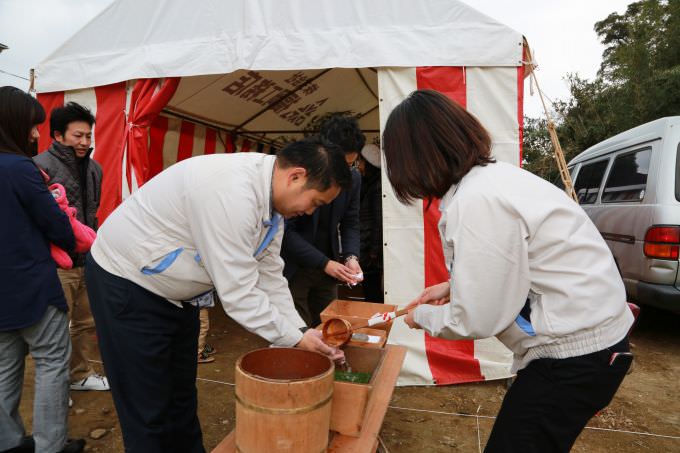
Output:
top-left (281, 114), bottom-right (364, 326)
top-left (34, 102), bottom-right (108, 393)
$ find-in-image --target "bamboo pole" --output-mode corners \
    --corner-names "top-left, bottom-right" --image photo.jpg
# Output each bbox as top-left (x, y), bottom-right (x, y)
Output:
top-left (525, 45), bottom-right (578, 202)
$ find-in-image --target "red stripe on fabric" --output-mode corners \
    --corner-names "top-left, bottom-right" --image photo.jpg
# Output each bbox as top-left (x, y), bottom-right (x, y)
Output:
top-left (149, 116), bottom-right (169, 178)
top-left (204, 128), bottom-right (217, 155)
top-left (36, 92), bottom-right (64, 153)
top-left (416, 66), bottom-right (466, 107)
top-left (93, 83), bottom-right (127, 224)
top-left (423, 338), bottom-right (484, 385)
top-left (241, 139), bottom-right (251, 153)
top-left (177, 121), bottom-right (195, 162)
top-left (225, 133), bottom-right (235, 153)
top-left (518, 52), bottom-right (526, 167)
top-left (421, 199), bottom-right (448, 286)
top-left (416, 67), bottom-right (484, 384)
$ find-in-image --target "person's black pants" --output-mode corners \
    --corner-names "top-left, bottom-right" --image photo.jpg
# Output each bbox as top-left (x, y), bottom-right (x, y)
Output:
top-left (85, 254), bottom-right (204, 453)
top-left (361, 270), bottom-right (383, 302)
top-left (289, 268), bottom-right (338, 327)
top-left (485, 337), bottom-right (632, 452)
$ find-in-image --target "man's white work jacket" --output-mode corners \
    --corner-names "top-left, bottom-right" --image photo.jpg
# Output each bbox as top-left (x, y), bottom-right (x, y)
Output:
top-left (91, 153), bottom-right (305, 347)
top-left (413, 161), bottom-right (634, 372)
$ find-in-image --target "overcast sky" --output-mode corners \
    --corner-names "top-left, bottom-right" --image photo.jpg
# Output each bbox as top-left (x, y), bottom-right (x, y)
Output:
top-left (0, 0), bottom-right (635, 118)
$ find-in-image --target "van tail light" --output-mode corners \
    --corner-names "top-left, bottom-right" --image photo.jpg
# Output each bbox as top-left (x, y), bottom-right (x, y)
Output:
top-left (644, 226), bottom-right (680, 260)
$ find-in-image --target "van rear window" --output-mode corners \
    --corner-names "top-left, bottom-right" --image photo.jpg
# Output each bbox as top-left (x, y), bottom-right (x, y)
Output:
top-left (574, 160), bottom-right (608, 204)
top-left (602, 148), bottom-right (651, 203)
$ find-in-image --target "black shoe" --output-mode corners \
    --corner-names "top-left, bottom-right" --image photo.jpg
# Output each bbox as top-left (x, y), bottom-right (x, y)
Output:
top-left (1, 436), bottom-right (34, 453)
top-left (57, 439), bottom-right (86, 453)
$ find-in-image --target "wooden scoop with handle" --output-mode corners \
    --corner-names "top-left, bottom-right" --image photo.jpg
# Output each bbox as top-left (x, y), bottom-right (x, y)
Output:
top-left (321, 308), bottom-right (410, 347)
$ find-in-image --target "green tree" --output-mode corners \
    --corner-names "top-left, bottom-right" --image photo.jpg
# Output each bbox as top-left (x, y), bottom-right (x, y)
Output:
top-left (522, 116), bottom-right (560, 183)
top-left (523, 0), bottom-right (680, 181)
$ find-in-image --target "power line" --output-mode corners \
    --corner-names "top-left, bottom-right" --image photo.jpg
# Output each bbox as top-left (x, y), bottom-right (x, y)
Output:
top-left (0, 68), bottom-right (29, 81)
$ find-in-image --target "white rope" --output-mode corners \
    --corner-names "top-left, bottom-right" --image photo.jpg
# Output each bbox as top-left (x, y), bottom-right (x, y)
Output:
top-left (584, 426), bottom-right (680, 440)
top-left (196, 377), bottom-right (235, 386)
top-left (377, 435), bottom-right (391, 453)
top-left (91, 359), bottom-right (236, 387)
top-left (387, 405), bottom-right (496, 420)
top-left (90, 359), bottom-right (680, 442)
top-left (387, 405), bottom-right (680, 441)
top-left (476, 405), bottom-right (483, 453)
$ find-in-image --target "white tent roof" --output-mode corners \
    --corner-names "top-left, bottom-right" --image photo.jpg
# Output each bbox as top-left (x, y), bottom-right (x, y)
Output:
top-left (34, 0), bottom-right (524, 93)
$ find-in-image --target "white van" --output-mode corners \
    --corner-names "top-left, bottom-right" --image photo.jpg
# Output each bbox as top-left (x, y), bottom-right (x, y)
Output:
top-left (568, 117), bottom-right (680, 313)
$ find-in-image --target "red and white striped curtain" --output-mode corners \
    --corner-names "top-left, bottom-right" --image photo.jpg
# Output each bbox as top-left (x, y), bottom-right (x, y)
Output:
top-left (380, 65), bottom-right (524, 385)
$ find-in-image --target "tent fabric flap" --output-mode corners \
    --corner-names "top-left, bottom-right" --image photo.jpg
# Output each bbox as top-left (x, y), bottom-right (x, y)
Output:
top-left (123, 77), bottom-right (180, 189)
top-left (380, 66), bottom-right (517, 386)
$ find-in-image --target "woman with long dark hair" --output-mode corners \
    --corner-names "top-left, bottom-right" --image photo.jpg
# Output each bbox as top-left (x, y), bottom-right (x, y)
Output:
top-left (383, 89), bottom-right (634, 452)
top-left (0, 86), bottom-right (84, 453)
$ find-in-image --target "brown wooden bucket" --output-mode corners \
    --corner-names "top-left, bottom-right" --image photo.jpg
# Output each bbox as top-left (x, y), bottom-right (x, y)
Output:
top-left (234, 348), bottom-right (334, 453)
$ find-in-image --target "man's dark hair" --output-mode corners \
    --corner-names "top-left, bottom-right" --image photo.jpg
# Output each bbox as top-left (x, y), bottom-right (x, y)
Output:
top-left (382, 89), bottom-right (494, 204)
top-left (277, 137), bottom-right (352, 192)
top-left (0, 86), bottom-right (46, 157)
top-left (319, 114), bottom-right (365, 155)
top-left (50, 102), bottom-right (95, 138)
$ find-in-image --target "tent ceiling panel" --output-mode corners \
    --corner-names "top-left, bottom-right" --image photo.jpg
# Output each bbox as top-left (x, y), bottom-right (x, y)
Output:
top-left (165, 68), bottom-right (380, 145)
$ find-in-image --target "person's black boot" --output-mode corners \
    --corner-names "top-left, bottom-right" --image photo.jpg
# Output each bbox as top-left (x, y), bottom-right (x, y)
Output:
top-left (57, 438), bottom-right (86, 453)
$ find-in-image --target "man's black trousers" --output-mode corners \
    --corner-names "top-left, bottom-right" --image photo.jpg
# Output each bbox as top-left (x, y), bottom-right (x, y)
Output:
top-left (85, 254), bottom-right (204, 453)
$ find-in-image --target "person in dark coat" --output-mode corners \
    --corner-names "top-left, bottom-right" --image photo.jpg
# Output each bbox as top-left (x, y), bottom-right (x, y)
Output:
top-left (0, 86), bottom-right (85, 453)
top-left (357, 144), bottom-right (384, 302)
top-left (281, 114), bottom-right (364, 326)
top-left (34, 102), bottom-right (109, 392)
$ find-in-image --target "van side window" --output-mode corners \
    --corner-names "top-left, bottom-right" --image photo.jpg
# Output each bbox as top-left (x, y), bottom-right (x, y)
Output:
top-left (574, 160), bottom-right (608, 204)
top-left (602, 148), bottom-right (651, 203)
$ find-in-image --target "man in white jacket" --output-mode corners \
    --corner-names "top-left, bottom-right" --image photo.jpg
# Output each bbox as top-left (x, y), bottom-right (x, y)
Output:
top-left (84, 138), bottom-right (350, 453)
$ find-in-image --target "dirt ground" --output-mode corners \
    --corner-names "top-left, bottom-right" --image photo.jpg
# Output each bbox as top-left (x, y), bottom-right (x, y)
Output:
top-left (17, 303), bottom-right (680, 452)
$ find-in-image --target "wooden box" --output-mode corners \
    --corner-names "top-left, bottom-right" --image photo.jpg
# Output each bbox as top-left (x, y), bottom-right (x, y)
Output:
top-left (320, 300), bottom-right (397, 335)
top-left (330, 346), bottom-right (386, 437)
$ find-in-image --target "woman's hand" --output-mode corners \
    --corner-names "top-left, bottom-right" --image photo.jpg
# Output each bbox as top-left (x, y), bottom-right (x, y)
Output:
top-left (405, 281), bottom-right (451, 310)
top-left (404, 311), bottom-right (422, 330)
top-left (295, 328), bottom-right (345, 362)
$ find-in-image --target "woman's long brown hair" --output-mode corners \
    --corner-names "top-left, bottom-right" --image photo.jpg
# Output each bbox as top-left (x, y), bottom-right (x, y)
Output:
top-left (382, 89), bottom-right (494, 204)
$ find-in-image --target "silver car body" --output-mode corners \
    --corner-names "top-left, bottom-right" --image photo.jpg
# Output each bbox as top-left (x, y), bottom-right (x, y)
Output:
top-left (568, 117), bottom-right (680, 312)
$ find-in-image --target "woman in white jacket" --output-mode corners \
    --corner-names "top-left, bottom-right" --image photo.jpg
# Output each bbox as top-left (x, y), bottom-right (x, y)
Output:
top-left (382, 90), bottom-right (634, 453)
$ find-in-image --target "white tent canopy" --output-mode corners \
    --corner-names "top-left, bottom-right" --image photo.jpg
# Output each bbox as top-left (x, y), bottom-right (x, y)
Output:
top-left (34, 0), bottom-right (523, 93)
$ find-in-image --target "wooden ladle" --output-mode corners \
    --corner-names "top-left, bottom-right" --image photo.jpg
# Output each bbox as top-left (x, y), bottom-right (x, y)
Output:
top-left (321, 308), bottom-right (410, 347)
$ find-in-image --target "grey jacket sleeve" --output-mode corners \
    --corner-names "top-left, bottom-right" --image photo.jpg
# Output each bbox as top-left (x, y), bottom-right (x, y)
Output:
top-left (281, 217), bottom-right (330, 270)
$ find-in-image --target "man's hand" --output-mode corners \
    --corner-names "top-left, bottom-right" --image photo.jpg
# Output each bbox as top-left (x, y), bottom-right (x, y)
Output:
top-left (405, 281), bottom-right (451, 310)
top-left (295, 329), bottom-right (345, 362)
top-left (324, 260), bottom-right (357, 285)
top-left (345, 258), bottom-right (363, 283)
